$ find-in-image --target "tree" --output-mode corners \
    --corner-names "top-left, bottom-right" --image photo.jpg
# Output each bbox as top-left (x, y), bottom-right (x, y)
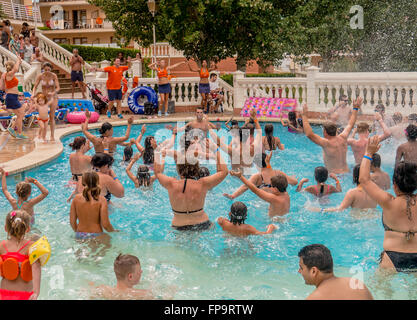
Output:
top-left (89, 0), bottom-right (288, 70)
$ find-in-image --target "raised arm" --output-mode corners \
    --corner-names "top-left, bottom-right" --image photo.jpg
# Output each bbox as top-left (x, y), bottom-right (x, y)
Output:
top-left (209, 128), bottom-right (232, 156)
top-left (9, 56), bottom-right (22, 76)
top-left (147, 62), bottom-right (158, 71)
top-left (395, 145), bottom-right (404, 168)
top-left (296, 178), bottom-right (309, 192)
top-left (82, 110), bottom-right (100, 144)
top-left (301, 104), bottom-right (328, 147)
top-left (339, 97), bottom-right (362, 139)
top-left (223, 173), bottom-right (259, 199)
top-left (26, 178), bottom-right (49, 206)
top-left (125, 153), bottom-right (141, 187)
top-left (154, 151), bottom-right (175, 190)
top-left (230, 170), bottom-right (277, 204)
top-left (323, 190), bottom-right (354, 212)
top-left (187, 60), bottom-right (200, 73)
top-left (111, 117), bottom-right (133, 144)
top-left (249, 224), bottom-right (277, 235)
top-left (167, 61), bottom-right (187, 71)
top-left (359, 135), bottom-right (394, 209)
top-left (200, 139), bottom-right (228, 190)
top-left (0, 167), bottom-right (14, 204)
top-left (375, 112), bottom-right (392, 142)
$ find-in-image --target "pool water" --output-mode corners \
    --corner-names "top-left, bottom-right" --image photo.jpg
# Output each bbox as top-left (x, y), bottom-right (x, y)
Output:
top-left (0, 122), bottom-right (416, 300)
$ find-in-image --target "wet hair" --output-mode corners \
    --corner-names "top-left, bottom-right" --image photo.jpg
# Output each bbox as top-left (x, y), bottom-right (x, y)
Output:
top-left (392, 112), bottom-right (403, 124)
top-left (69, 136), bottom-right (86, 150)
top-left (405, 124), bottom-right (417, 141)
top-left (5, 210), bottom-right (30, 241)
top-left (137, 165), bottom-right (151, 187)
top-left (231, 120), bottom-right (238, 127)
top-left (99, 122), bottom-right (113, 136)
top-left (91, 153), bottom-right (114, 168)
top-left (298, 244), bottom-right (333, 273)
top-left (271, 174), bottom-right (288, 193)
top-left (323, 122), bottom-right (337, 136)
top-left (314, 166), bottom-right (328, 194)
top-left (353, 164), bottom-right (360, 185)
top-left (114, 254), bottom-right (140, 281)
top-left (393, 162), bottom-right (417, 194)
top-left (371, 153), bottom-right (381, 168)
top-left (124, 145), bottom-right (133, 162)
top-left (264, 124), bottom-right (275, 150)
top-left (82, 172), bottom-right (101, 202)
top-left (409, 114), bottom-right (417, 123)
top-left (356, 122), bottom-right (369, 134)
top-left (230, 201), bottom-right (247, 225)
top-left (198, 167), bottom-right (210, 178)
top-left (288, 111), bottom-right (297, 127)
top-left (375, 104), bottom-right (385, 113)
top-left (177, 161), bottom-right (200, 179)
top-left (16, 182), bottom-right (31, 200)
top-left (143, 136), bottom-right (155, 165)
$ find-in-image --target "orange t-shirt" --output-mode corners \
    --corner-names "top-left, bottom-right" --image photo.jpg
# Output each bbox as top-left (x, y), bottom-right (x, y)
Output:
top-left (104, 66), bottom-right (129, 90)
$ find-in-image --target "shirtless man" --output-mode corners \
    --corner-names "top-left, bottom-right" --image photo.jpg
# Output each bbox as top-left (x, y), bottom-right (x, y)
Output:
top-left (179, 106), bottom-right (218, 137)
top-left (69, 49), bottom-right (87, 99)
top-left (372, 104), bottom-right (395, 135)
top-left (30, 47), bottom-right (44, 63)
top-left (229, 169), bottom-right (290, 218)
top-left (90, 254), bottom-right (154, 300)
top-left (327, 95), bottom-right (351, 129)
top-left (210, 109), bottom-right (262, 176)
top-left (347, 113), bottom-right (391, 164)
top-left (388, 112), bottom-right (407, 140)
top-left (302, 98), bottom-right (362, 174)
top-left (217, 201), bottom-right (277, 237)
top-left (323, 164), bottom-right (377, 213)
top-left (370, 153), bottom-right (390, 190)
top-left (223, 152), bottom-right (297, 199)
top-left (82, 110), bottom-right (133, 155)
top-left (298, 244), bottom-right (373, 300)
top-left (395, 124), bottom-right (417, 167)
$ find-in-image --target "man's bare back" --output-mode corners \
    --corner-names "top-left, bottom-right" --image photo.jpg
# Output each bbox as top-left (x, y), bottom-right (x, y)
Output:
top-left (307, 277), bottom-right (373, 300)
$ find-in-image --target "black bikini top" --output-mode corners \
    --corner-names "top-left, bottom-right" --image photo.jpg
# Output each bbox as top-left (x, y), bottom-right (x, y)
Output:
top-left (172, 178), bottom-right (203, 215)
top-left (383, 194), bottom-right (417, 241)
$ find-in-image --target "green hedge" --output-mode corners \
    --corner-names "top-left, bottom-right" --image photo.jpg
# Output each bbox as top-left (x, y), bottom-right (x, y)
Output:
top-left (60, 44), bottom-right (151, 76)
top-left (220, 72), bottom-right (296, 86)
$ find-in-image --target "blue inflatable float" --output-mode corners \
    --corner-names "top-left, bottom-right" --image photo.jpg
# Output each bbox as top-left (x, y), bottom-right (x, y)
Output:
top-left (128, 86), bottom-right (158, 114)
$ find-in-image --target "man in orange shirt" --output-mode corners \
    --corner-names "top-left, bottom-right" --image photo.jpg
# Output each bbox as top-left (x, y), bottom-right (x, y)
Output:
top-left (94, 57), bottom-right (131, 119)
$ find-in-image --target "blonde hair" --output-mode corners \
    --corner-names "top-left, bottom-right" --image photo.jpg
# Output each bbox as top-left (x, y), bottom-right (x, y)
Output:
top-left (16, 181), bottom-right (31, 200)
top-left (5, 210), bottom-right (30, 241)
top-left (5, 61), bottom-right (14, 72)
top-left (82, 172), bottom-right (101, 202)
top-left (356, 122), bottom-right (370, 134)
top-left (114, 254), bottom-right (140, 281)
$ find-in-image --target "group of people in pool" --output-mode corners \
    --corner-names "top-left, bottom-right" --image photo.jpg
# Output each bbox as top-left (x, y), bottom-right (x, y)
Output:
top-left (1, 92), bottom-right (417, 299)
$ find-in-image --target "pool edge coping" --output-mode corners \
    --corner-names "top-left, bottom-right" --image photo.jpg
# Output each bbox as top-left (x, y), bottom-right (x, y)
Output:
top-left (2, 116), bottom-right (329, 175)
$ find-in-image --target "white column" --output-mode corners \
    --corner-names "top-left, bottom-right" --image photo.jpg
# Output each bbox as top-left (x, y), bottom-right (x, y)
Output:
top-left (233, 70), bottom-right (245, 110)
top-left (306, 66), bottom-right (320, 112)
top-left (31, 61), bottom-right (42, 79)
top-left (131, 60), bottom-right (142, 78)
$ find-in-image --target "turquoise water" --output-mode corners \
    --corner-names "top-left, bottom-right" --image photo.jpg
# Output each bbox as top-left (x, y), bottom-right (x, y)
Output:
top-left (0, 122), bottom-right (416, 300)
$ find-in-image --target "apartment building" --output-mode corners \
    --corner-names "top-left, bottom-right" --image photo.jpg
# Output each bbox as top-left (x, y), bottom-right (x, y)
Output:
top-left (38, 0), bottom-right (116, 45)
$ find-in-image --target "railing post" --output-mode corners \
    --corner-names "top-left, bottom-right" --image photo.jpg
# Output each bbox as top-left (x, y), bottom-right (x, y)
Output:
top-left (131, 60), bottom-right (141, 78)
top-left (32, 61), bottom-right (42, 78)
top-left (233, 70), bottom-right (245, 110)
top-left (85, 62), bottom-right (97, 84)
top-left (306, 66), bottom-right (320, 112)
top-left (97, 60), bottom-right (109, 79)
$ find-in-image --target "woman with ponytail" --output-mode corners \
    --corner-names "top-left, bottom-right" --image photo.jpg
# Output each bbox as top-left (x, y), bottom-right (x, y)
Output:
top-left (262, 124), bottom-right (284, 152)
top-left (125, 153), bottom-right (160, 189)
top-left (296, 166), bottom-right (341, 198)
top-left (70, 172), bottom-right (116, 240)
top-left (360, 136), bottom-right (417, 273)
top-left (1, 56), bottom-right (27, 139)
top-left (0, 210), bottom-right (41, 300)
top-left (69, 136), bottom-right (92, 182)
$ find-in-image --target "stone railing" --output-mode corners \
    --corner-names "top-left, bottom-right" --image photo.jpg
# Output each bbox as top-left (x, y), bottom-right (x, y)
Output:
top-left (140, 42), bottom-right (184, 59)
top-left (0, 0), bottom-right (42, 23)
top-left (37, 32), bottom-right (92, 74)
top-left (0, 46), bottom-right (31, 74)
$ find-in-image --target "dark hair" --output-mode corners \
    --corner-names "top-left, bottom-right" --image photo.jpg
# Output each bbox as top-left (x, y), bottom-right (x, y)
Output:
top-left (264, 124), bottom-right (275, 150)
top-left (271, 174), bottom-right (288, 193)
top-left (314, 166), bottom-right (328, 194)
top-left (198, 167), bottom-right (210, 178)
top-left (393, 162), bottom-right (417, 194)
top-left (375, 104), bottom-right (385, 113)
top-left (143, 136), bottom-right (154, 165)
top-left (392, 112), bottom-right (403, 124)
top-left (288, 111), bottom-right (297, 127)
top-left (196, 106), bottom-right (204, 112)
top-left (353, 164), bottom-right (360, 185)
top-left (124, 146), bottom-right (133, 162)
top-left (371, 153), bottom-right (381, 168)
top-left (298, 244), bottom-right (333, 273)
top-left (323, 122), bottom-right (338, 136)
top-left (91, 153), bottom-right (114, 168)
top-left (82, 172), bottom-right (101, 201)
top-left (239, 127), bottom-right (250, 143)
top-left (230, 201), bottom-right (247, 225)
top-left (114, 254), bottom-right (140, 281)
top-left (137, 165), bottom-right (151, 187)
top-left (99, 122), bottom-right (113, 136)
top-left (69, 136), bottom-right (86, 150)
top-left (409, 113), bottom-right (417, 122)
top-left (210, 73), bottom-right (217, 79)
top-left (357, 122), bottom-right (369, 134)
top-left (42, 62), bottom-right (53, 70)
top-left (406, 124), bottom-right (417, 141)
top-left (231, 120), bottom-right (238, 127)
top-left (177, 161), bottom-right (200, 179)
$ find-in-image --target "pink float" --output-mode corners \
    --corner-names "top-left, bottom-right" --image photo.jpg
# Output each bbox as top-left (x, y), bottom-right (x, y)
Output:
top-left (240, 97), bottom-right (297, 118)
top-left (67, 111), bottom-right (100, 124)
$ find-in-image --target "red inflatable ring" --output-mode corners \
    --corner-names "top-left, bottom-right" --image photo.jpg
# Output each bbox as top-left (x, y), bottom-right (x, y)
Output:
top-left (67, 111), bottom-right (100, 124)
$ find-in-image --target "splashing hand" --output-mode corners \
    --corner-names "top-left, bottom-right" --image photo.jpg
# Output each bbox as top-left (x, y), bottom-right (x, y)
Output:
top-left (353, 97), bottom-right (363, 108)
top-left (127, 117), bottom-right (134, 125)
top-left (366, 135), bottom-right (381, 155)
top-left (229, 169), bottom-right (242, 179)
top-left (85, 110), bottom-right (91, 119)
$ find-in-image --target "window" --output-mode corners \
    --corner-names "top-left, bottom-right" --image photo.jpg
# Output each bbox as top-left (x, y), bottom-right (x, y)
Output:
top-left (53, 38), bottom-right (69, 44)
top-left (73, 37), bottom-right (88, 45)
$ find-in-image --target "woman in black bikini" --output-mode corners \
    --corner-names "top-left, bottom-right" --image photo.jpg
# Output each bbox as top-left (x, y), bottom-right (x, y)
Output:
top-left (154, 144), bottom-right (228, 231)
top-left (360, 136), bottom-right (417, 273)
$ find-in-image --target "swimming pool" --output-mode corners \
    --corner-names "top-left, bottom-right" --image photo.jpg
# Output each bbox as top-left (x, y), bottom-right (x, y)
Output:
top-left (0, 122), bottom-right (415, 300)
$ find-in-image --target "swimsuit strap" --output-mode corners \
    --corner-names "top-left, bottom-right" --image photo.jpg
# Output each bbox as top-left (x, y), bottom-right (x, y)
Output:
top-left (16, 200), bottom-right (27, 209)
top-left (182, 178), bottom-right (187, 193)
top-left (172, 208), bottom-right (204, 214)
top-left (17, 240), bottom-right (31, 253)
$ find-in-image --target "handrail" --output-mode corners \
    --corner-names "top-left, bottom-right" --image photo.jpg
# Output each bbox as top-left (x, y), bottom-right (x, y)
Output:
top-left (0, 45), bottom-right (31, 73)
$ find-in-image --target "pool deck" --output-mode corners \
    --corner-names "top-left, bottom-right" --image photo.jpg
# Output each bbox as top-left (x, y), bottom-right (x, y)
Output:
top-left (0, 112), bottom-right (331, 175)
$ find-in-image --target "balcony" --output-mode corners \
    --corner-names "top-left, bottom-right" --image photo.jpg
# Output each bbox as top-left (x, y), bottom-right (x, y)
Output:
top-left (41, 18), bottom-right (114, 33)
top-left (0, 0), bottom-right (42, 24)
top-left (38, 0), bottom-right (89, 6)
